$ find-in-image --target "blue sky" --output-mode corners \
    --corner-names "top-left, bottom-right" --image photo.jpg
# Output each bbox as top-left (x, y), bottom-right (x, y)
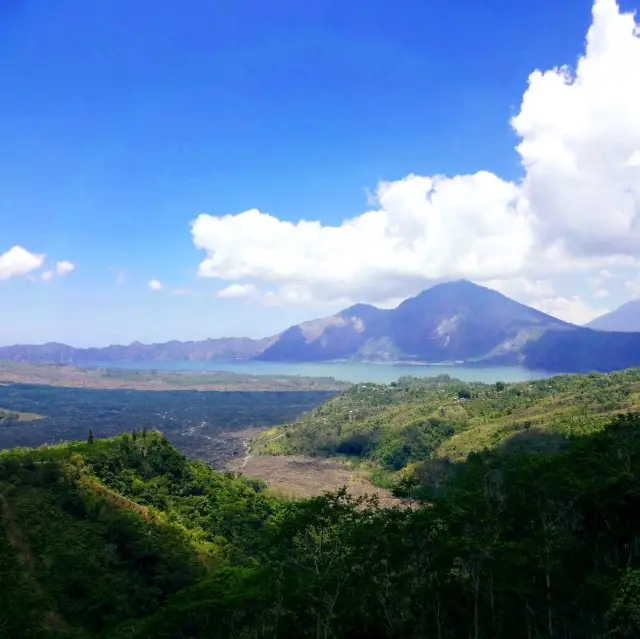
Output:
top-left (2, 0), bottom-right (640, 345)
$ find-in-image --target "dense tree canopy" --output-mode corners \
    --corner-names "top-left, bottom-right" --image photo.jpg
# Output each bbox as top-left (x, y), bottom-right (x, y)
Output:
top-left (2, 411), bottom-right (640, 637)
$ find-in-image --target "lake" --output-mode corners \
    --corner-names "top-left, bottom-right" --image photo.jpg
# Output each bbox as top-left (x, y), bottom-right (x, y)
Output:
top-left (89, 360), bottom-right (555, 385)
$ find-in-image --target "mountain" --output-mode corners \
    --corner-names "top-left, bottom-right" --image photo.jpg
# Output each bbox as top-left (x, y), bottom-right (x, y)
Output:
top-left (0, 336), bottom-right (274, 365)
top-left (257, 280), bottom-right (572, 364)
top-left (4, 280), bottom-right (640, 373)
top-left (586, 300), bottom-right (640, 332)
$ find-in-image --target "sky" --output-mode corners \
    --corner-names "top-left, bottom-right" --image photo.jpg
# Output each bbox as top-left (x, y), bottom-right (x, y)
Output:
top-left (2, 0), bottom-right (640, 346)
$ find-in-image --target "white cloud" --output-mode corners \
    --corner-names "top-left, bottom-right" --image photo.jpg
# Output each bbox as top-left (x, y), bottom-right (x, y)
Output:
top-left (593, 288), bottom-right (610, 299)
top-left (40, 270), bottom-right (54, 282)
top-left (216, 283), bottom-right (257, 299)
top-left (191, 0), bottom-right (640, 306)
top-left (589, 268), bottom-right (615, 289)
top-left (512, 0), bottom-right (640, 259)
top-left (531, 296), bottom-right (609, 325)
top-left (626, 278), bottom-right (640, 299)
top-left (482, 277), bottom-right (556, 303)
top-left (148, 279), bottom-right (163, 291)
top-left (0, 246), bottom-right (45, 280)
top-left (109, 268), bottom-right (127, 286)
top-left (56, 260), bottom-right (75, 276)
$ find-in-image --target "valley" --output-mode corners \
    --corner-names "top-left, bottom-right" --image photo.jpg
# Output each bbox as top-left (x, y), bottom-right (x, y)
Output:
top-left (2, 393), bottom-right (640, 637)
top-left (5, 364), bottom-right (640, 504)
top-left (3, 361), bottom-right (640, 636)
top-left (0, 381), bottom-right (338, 468)
top-left (225, 427), bottom-right (400, 504)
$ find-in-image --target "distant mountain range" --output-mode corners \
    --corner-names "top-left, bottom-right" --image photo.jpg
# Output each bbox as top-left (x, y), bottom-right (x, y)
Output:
top-left (0, 337), bottom-right (274, 366)
top-left (2, 280), bottom-right (640, 373)
top-left (586, 300), bottom-right (640, 333)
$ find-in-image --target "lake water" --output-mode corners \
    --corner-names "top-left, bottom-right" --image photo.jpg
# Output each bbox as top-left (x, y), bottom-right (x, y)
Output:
top-left (89, 360), bottom-right (554, 385)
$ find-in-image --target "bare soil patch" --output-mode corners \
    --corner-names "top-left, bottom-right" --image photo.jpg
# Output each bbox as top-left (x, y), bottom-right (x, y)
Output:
top-left (228, 452), bottom-right (402, 507)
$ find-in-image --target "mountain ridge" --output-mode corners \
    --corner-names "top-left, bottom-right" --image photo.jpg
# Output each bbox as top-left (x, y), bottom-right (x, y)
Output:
top-left (586, 299), bottom-right (640, 332)
top-left (255, 279), bottom-right (574, 365)
top-left (3, 280), bottom-right (640, 373)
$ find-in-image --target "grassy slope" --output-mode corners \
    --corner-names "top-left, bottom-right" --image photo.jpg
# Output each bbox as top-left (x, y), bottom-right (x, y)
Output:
top-left (0, 432), bottom-right (277, 637)
top-left (254, 369), bottom-right (640, 480)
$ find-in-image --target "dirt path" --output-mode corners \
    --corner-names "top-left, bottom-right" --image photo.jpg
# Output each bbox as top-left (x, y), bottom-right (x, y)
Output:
top-left (229, 433), bottom-right (285, 472)
top-left (0, 485), bottom-right (67, 631)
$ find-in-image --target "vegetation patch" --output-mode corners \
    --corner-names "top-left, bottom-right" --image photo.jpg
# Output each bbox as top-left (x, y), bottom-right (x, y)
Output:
top-left (254, 368), bottom-right (640, 490)
top-left (3, 413), bottom-right (640, 636)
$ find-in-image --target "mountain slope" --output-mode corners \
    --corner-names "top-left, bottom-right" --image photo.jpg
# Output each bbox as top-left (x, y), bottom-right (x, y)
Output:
top-left (587, 300), bottom-right (640, 332)
top-left (522, 326), bottom-right (640, 372)
top-left (386, 280), bottom-right (572, 361)
top-left (257, 280), bottom-right (571, 364)
top-left (0, 431), bottom-right (276, 637)
top-left (4, 415), bottom-right (640, 636)
top-left (0, 336), bottom-right (274, 364)
top-left (255, 303), bottom-right (390, 362)
top-left (255, 368), bottom-right (640, 475)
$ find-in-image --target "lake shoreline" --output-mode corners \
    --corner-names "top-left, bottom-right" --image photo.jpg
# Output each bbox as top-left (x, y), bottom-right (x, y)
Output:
top-left (82, 359), bottom-right (554, 385)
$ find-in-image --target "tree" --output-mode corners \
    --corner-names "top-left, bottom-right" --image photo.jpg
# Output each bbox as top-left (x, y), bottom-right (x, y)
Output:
top-left (87, 429), bottom-right (95, 445)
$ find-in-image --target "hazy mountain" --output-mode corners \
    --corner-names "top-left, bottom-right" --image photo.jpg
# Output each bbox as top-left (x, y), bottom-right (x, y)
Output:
top-left (257, 280), bottom-right (573, 364)
top-left (4, 281), bottom-right (640, 373)
top-left (0, 336), bottom-right (274, 365)
top-left (521, 326), bottom-right (640, 372)
top-left (586, 300), bottom-right (640, 332)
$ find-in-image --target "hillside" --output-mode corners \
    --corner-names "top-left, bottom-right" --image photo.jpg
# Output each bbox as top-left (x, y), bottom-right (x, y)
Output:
top-left (0, 336), bottom-right (274, 365)
top-left (256, 280), bottom-right (572, 364)
top-left (255, 368), bottom-right (640, 486)
top-left (0, 432), bottom-right (278, 637)
top-left (587, 300), bottom-right (640, 332)
top-left (4, 417), bottom-right (640, 636)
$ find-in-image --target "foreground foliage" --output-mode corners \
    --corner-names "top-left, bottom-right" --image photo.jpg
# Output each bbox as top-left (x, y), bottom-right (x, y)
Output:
top-left (2, 412), bottom-right (640, 637)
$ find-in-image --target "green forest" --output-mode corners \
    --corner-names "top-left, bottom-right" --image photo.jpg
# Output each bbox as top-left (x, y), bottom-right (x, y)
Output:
top-left (2, 413), bottom-right (640, 637)
top-left (255, 368), bottom-right (640, 490)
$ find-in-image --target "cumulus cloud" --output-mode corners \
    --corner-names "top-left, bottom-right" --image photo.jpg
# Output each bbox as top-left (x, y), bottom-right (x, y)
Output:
top-left (56, 260), bottom-right (75, 276)
top-left (191, 0), bottom-right (640, 306)
top-left (531, 296), bottom-right (609, 325)
top-left (0, 245), bottom-right (45, 280)
top-left (216, 283), bottom-right (257, 299)
top-left (40, 270), bottom-right (54, 282)
top-left (148, 279), bottom-right (163, 291)
top-left (482, 277), bottom-right (556, 303)
top-left (626, 278), bottom-right (640, 299)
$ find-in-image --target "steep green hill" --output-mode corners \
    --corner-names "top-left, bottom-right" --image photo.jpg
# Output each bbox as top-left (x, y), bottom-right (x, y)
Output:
top-left (0, 432), bottom-right (277, 637)
top-left (255, 368), bottom-right (640, 485)
top-left (4, 417), bottom-right (640, 636)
